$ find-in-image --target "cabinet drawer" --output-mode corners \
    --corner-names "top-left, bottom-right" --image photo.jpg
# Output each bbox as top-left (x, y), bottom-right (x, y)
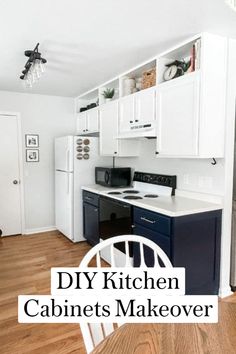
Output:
top-left (133, 225), bottom-right (171, 267)
top-left (82, 190), bottom-right (99, 206)
top-left (133, 207), bottom-right (171, 236)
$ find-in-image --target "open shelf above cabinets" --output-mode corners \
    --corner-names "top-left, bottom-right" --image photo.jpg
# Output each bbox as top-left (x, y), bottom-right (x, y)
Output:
top-left (120, 59), bottom-right (157, 97)
top-left (98, 78), bottom-right (119, 106)
top-left (157, 37), bottom-right (201, 85)
top-left (76, 89), bottom-right (99, 114)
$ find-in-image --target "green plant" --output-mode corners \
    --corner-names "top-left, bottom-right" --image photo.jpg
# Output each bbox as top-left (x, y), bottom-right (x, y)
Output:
top-left (102, 88), bottom-right (115, 99)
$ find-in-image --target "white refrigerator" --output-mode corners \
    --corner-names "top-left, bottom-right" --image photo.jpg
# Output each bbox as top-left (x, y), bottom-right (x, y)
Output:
top-left (55, 136), bottom-right (109, 242)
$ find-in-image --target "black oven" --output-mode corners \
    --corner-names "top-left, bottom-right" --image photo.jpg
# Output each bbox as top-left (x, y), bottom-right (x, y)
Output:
top-left (95, 167), bottom-right (131, 187)
top-left (99, 196), bottom-right (133, 255)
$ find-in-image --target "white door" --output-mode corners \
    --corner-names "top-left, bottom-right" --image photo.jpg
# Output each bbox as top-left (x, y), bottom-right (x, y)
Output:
top-left (0, 115), bottom-right (22, 236)
top-left (55, 171), bottom-right (73, 240)
top-left (99, 101), bottom-right (119, 156)
top-left (135, 86), bottom-right (156, 124)
top-left (119, 95), bottom-right (135, 134)
top-left (55, 136), bottom-right (74, 172)
top-left (87, 108), bottom-right (99, 133)
top-left (76, 112), bottom-right (87, 135)
top-left (156, 73), bottom-right (200, 157)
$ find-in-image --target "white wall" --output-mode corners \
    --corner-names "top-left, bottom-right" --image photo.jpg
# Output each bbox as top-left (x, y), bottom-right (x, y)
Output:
top-left (117, 139), bottom-right (225, 196)
top-left (0, 90), bottom-right (75, 233)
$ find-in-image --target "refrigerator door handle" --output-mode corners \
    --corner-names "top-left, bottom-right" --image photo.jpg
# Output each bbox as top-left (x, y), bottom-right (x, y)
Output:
top-left (66, 149), bottom-right (70, 171)
top-left (67, 174), bottom-right (70, 194)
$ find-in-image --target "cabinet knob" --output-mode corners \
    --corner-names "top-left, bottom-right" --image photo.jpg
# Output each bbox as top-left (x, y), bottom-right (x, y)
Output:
top-left (114, 152), bottom-right (117, 154)
top-left (130, 121), bottom-right (133, 123)
top-left (135, 119), bottom-right (139, 122)
top-left (155, 152), bottom-right (159, 155)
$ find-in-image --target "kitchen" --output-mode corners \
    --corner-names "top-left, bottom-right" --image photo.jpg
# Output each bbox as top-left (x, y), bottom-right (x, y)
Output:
top-left (54, 33), bottom-right (234, 297)
top-left (1, 1), bottom-right (236, 353)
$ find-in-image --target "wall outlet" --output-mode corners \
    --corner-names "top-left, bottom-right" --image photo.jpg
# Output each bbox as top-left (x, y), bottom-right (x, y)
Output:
top-left (183, 174), bottom-right (190, 185)
top-left (198, 176), bottom-right (213, 189)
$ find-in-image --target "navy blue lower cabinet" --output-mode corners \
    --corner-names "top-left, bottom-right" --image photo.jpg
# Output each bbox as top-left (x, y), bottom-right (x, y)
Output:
top-left (133, 225), bottom-right (171, 266)
top-left (83, 191), bottom-right (100, 246)
top-left (133, 207), bottom-right (222, 295)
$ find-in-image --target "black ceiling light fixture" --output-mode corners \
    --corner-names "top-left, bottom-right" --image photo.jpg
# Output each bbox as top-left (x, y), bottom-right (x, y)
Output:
top-left (20, 43), bottom-right (47, 87)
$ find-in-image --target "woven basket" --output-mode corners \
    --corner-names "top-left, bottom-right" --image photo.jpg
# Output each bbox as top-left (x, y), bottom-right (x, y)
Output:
top-left (142, 68), bottom-right (156, 89)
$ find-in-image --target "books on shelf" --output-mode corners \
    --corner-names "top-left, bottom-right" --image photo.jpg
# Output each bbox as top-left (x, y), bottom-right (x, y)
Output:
top-left (183, 39), bottom-right (201, 75)
top-left (194, 39), bottom-right (201, 70)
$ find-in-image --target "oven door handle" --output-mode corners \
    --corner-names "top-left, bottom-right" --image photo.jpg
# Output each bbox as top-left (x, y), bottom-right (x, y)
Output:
top-left (101, 197), bottom-right (131, 208)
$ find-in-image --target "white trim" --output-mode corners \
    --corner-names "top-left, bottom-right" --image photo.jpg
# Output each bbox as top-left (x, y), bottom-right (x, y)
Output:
top-left (218, 286), bottom-right (233, 298)
top-left (219, 39), bottom-right (236, 298)
top-left (23, 226), bottom-right (56, 235)
top-left (0, 111), bottom-right (25, 235)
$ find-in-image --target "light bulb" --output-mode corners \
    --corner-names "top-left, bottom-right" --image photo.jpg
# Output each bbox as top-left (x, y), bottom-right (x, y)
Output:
top-left (39, 60), bottom-right (45, 74)
top-left (34, 59), bottom-right (42, 79)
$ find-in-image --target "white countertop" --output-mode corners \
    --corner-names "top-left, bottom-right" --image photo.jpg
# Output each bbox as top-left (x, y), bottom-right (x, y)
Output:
top-left (81, 185), bottom-right (222, 217)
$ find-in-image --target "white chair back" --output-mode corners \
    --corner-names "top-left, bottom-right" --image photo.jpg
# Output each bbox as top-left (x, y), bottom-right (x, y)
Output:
top-left (79, 234), bottom-right (172, 353)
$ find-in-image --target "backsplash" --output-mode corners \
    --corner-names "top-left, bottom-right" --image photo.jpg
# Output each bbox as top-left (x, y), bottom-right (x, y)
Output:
top-left (116, 139), bottom-right (225, 196)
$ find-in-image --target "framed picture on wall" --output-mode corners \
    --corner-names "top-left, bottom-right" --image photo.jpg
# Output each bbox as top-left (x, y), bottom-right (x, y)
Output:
top-left (26, 149), bottom-right (39, 162)
top-left (25, 134), bottom-right (39, 148)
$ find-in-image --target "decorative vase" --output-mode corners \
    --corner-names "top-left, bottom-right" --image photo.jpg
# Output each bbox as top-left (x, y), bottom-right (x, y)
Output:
top-left (105, 98), bottom-right (112, 103)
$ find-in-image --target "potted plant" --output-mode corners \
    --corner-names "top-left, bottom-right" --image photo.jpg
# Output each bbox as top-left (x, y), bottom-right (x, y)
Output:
top-left (102, 88), bottom-right (115, 103)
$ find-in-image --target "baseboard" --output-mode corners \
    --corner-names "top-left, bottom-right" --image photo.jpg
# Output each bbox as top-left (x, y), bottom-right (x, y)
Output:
top-left (218, 285), bottom-right (233, 298)
top-left (23, 226), bottom-right (57, 235)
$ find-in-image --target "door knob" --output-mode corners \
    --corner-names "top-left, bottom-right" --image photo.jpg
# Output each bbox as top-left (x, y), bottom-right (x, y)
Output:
top-left (13, 180), bottom-right (18, 185)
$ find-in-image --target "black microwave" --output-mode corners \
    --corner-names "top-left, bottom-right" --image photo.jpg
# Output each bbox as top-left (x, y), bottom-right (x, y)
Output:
top-left (95, 167), bottom-right (131, 187)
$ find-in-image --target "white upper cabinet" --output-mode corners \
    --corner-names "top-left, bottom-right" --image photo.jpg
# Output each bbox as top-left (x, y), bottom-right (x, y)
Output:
top-left (75, 32), bottom-right (228, 158)
top-left (119, 95), bottom-right (135, 134)
top-left (99, 101), bottom-right (119, 156)
top-left (76, 107), bottom-right (99, 135)
top-left (119, 86), bottom-right (156, 138)
top-left (76, 111), bottom-right (87, 135)
top-left (99, 101), bottom-right (140, 157)
top-left (87, 107), bottom-right (99, 132)
top-left (156, 33), bottom-right (227, 158)
top-left (135, 86), bottom-right (156, 125)
top-left (156, 72), bottom-right (200, 157)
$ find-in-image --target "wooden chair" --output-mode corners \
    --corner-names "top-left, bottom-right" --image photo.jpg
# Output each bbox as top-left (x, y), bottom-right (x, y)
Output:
top-left (79, 234), bottom-right (172, 353)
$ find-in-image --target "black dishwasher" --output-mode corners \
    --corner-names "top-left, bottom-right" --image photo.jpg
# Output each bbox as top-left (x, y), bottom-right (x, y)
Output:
top-left (99, 196), bottom-right (133, 254)
top-left (83, 191), bottom-right (100, 246)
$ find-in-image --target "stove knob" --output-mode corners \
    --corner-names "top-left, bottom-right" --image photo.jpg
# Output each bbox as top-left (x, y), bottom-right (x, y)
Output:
top-left (166, 178), bottom-right (171, 186)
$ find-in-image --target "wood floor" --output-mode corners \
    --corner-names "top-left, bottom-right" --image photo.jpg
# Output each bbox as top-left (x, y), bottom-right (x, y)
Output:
top-left (0, 231), bottom-right (236, 354)
top-left (0, 231), bottom-right (91, 354)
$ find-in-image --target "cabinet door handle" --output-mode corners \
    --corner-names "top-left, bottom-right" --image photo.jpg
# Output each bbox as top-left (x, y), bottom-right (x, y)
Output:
top-left (130, 121), bottom-right (133, 123)
top-left (141, 216), bottom-right (156, 224)
top-left (85, 196), bottom-right (92, 201)
top-left (94, 208), bottom-right (98, 212)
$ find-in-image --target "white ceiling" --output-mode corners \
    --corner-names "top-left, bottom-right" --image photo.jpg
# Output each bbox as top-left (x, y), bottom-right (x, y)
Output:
top-left (0, 0), bottom-right (236, 97)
